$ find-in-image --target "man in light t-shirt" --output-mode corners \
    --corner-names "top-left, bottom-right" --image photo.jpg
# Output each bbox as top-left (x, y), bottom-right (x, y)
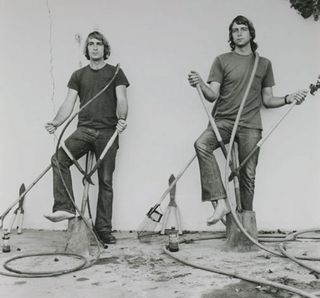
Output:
top-left (188, 15), bottom-right (307, 225)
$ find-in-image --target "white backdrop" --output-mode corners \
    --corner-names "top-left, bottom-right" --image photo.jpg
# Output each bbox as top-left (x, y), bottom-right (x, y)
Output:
top-left (0, 0), bottom-right (319, 232)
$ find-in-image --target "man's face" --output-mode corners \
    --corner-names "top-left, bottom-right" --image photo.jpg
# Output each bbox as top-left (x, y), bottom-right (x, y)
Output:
top-left (231, 23), bottom-right (251, 48)
top-left (87, 37), bottom-right (105, 61)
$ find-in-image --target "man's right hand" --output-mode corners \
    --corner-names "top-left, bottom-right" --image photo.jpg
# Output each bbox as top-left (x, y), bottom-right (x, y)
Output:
top-left (188, 71), bottom-right (205, 88)
top-left (116, 119), bottom-right (127, 133)
top-left (45, 122), bottom-right (58, 134)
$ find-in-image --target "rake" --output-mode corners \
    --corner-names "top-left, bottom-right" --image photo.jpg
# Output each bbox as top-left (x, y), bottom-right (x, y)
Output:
top-left (137, 154), bottom-right (196, 239)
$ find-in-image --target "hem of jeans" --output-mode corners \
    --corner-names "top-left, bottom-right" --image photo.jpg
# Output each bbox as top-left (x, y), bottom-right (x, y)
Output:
top-left (52, 207), bottom-right (76, 215)
top-left (95, 229), bottom-right (112, 234)
top-left (195, 142), bottom-right (212, 153)
top-left (241, 209), bottom-right (255, 212)
top-left (202, 194), bottom-right (226, 202)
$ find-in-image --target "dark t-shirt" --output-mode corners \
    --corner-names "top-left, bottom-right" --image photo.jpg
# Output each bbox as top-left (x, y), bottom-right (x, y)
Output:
top-left (68, 63), bottom-right (130, 129)
top-left (207, 52), bottom-right (275, 130)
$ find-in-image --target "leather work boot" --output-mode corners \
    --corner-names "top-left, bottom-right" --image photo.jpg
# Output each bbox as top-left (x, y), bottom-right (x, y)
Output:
top-left (96, 231), bottom-right (117, 244)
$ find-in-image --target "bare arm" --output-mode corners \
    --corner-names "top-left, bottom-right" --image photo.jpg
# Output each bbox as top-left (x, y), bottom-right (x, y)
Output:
top-left (262, 87), bottom-right (308, 109)
top-left (45, 88), bottom-right (78, 134)
top-left (188, 71), bottom-right (220, 102)
top-left (115, 85), bottom-right (128, 132)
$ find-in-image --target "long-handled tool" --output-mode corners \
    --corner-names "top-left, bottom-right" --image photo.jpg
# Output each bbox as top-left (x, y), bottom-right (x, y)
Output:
top-left (8, 184), bottom-right (26, 234)
top-left (58, 130), bottom-right (118, 186)
top-left (196, 84), bottom-right (243, 211)
top-left (228, 75), bottom-right (320, 182)
top-left (0, 140), bottom-right (92, 229)
top-left (195, 85), bottom-right (238, 173)
top-left (0, 165), bottom-right (52, 230)
top-left (82, 130), bottom-right (119, 184)
top-left (137, 154), bottom-right (196, 239)
top-left (54, 132), bottom-right (93, 185)
top-left (0, 141), bottom-right (95, 230)
top-left (60, 141), bottom-right (94, 185)
top-left (65, 151), bottom-right (109, 254)
top-left (80, 151), bottom-right (95, 216)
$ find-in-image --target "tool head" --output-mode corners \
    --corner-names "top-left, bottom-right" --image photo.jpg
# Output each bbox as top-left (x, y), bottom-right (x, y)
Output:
top-left (309, 75), bottom-right (320, 95)
top-left (18, 183), bottom-right (26, 209)
top-left (168, 174), bottom-right (176, 199)
top-left (147, 205), bottom-right (163, 223)
top-left (0, 208), bottom-right (11, 230)
top-left (137, 215), bottom-right (160, 240)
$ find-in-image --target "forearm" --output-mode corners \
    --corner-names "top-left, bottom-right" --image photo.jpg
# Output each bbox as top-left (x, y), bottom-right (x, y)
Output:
top-left (263, 89), bottom-right (308, 109)
top-left (116, 85), bottom-right (128, 120)
top-left (50, 89), bottom-right (78, 127)
top-left (188, 71), bottom-right (220, 102)
top-left (51, 107), bottom-right (73, 127)
top-left (199, 82), bottom-right (219, 103)
top-left (117, 100), bottom-right (128, 120)
top-left (263, 95), bottom-right (288, 109)
top-left (115, 86), bottom-right (128, 133)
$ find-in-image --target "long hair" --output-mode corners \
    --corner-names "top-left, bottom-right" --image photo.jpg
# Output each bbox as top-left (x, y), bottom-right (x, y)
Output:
top-left (84, 31), bottom-right (111, 60)
top-left (228, 15), bottom-right (258, 52)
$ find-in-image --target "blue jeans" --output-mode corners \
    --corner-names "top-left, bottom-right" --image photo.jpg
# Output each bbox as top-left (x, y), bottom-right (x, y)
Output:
top-left (51, 126), bottom-right (118, 233)
top-left (194, 120), bottom-right (262, 210)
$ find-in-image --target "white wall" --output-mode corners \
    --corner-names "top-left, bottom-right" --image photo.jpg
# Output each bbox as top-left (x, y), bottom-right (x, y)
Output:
top-left (0, 0), bottom-right (319, 232)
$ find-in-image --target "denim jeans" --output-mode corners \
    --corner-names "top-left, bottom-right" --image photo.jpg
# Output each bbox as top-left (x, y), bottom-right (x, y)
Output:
top-left (51, 126), bottom-right (118, 233)
top-left (194, 120), bottom-right (262, 210)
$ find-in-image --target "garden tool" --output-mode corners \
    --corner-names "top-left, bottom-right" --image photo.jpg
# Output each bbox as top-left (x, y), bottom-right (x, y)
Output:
top-left (137, 154), bottom-right (196, 239)
top-left (228, 75), bottom-right (320, 182)
top-left (0, 165), bottom-right (51, 230)
top-left (82, 130), bottom-right (119, 185)
top-left (60, 141), bottom-right (94, 185)
top-left (196, 85), bottom-right (242, 212)
top-left (160, 174), bottom-right (183, 235)
top-left (8, 184), bottom-right (26, 234)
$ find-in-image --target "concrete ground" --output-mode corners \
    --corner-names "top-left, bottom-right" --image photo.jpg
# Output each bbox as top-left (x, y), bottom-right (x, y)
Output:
top-left (0, 229), bottom-right (319, 298)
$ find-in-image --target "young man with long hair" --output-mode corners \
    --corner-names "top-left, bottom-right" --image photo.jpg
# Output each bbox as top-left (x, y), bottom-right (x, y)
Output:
top-left (44, 31), bottom-right (129, 245)
top-left (188, 16), bottom-right (307, 225)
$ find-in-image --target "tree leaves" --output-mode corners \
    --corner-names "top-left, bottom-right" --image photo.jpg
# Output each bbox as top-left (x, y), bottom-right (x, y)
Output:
top-left (290, 0), bottom-right (320, 21)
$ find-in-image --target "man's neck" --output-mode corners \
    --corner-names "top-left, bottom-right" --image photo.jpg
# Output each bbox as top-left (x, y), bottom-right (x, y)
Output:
top-left (89, 59), bottom-right (106, 70)
top-left (234, 44), bottom-right (252, 56)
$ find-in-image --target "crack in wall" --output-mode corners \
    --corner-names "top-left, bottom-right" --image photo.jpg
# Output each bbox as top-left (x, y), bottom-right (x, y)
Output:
top-left (46, 0), bottom-right (56, 115)
top-left (75, 33), bottom-right (83, 68)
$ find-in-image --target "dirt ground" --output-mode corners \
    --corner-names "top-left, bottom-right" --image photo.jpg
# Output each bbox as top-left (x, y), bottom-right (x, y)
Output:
top-left (0, 229), bottom-right (319, 298)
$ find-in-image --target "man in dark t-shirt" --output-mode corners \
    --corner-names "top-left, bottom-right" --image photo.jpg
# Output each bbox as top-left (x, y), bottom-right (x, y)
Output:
top-left (188, 16), bottom-right (307, 226)
top-left (44, 31), bottom-right (129, 245)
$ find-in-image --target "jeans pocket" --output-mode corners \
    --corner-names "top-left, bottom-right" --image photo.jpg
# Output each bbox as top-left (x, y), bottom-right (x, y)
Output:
top-left (84, 127), bottom-right (99, 138)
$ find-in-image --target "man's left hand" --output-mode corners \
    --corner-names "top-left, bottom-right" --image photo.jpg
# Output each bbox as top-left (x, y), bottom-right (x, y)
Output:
top-left (116, 119), bottom-right (127, 133)
top-left (287, 89), bottom-right (309, 105)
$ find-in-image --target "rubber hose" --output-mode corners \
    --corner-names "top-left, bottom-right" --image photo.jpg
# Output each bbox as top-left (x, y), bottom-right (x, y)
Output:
top-left (222, 53), bottom-right (320, 272)
top-left (163, 245), bottom-right (318, 298)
